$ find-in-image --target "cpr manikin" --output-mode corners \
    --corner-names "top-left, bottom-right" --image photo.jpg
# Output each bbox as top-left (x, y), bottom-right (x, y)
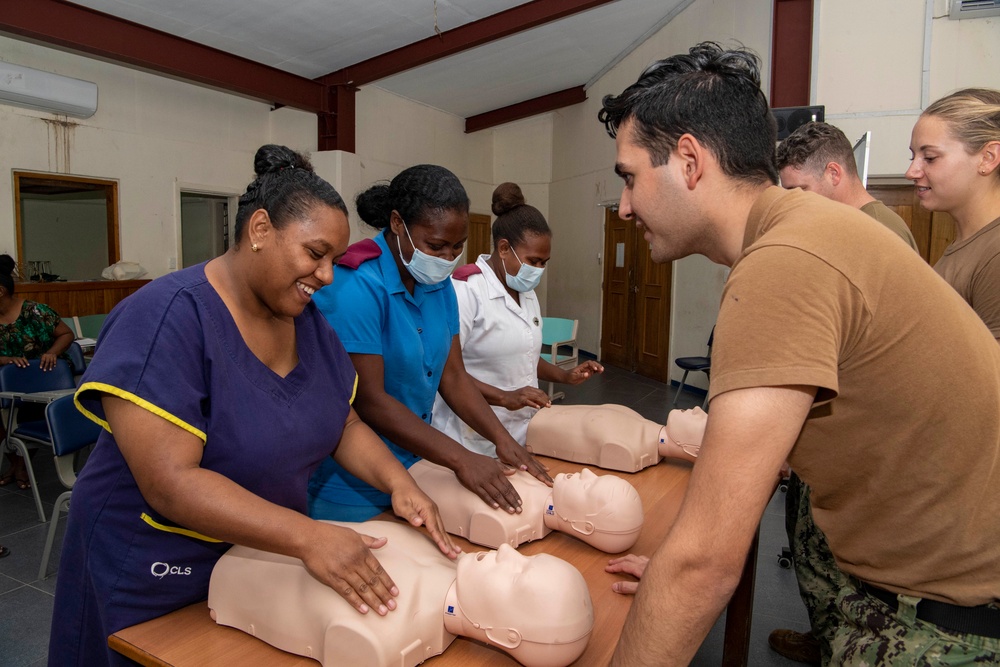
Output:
top-left (208, 520), bottom-right (593, 667)
top-left (409, 460), bottom-right (643, 552)
top-left (525, 405), bottom-right (707, 473)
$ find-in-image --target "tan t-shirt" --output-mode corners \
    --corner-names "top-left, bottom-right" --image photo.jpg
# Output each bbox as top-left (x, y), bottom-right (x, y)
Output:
top-left (934, 216), bottom-right (1000, 340)
top-left (711, 186), bottom-right (1000, 606)
top-left (860, 199), bottom-right (919, 251)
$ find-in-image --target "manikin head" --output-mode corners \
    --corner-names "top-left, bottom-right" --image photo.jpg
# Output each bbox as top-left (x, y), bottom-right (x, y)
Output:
top-left (449, 544), bottom-right (593, 667)
top-left (548, 469), bottom-right (644, 553)
top-left (659, 406), bottom-right (708, 460)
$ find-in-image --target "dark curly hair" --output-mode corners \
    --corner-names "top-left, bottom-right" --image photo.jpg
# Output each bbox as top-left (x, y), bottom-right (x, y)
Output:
top-left (490, 182), bottom-right (551, 250)
top-left (234, 144), bottom-right (348, 244)
top-left (599, 42), bottom-right (778, 186)
top-left (775, 122), bottom-right (858, 176)
top-left (0, 254), bottom-right (16, 295)
top-left (355, 164), bottom-right (469, 230)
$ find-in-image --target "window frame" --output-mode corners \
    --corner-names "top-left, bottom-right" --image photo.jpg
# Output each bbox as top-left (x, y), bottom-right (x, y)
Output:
top-left (13, 171), bottom-right (121, 278)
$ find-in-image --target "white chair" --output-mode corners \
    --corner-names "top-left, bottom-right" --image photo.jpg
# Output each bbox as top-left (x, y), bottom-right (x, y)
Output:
top-left (541, 317), bottom-right (579, 401)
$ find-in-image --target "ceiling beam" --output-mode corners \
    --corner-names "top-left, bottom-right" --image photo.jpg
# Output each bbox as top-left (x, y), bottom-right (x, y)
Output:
top-left (0, 0), bottom-right (326, 113)
top-left (317, 0), bottom-right (617, 87)
top-left (465, 86), bottom-right (586, 133)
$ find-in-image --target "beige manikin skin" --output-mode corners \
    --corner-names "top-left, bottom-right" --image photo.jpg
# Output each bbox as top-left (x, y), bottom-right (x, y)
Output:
top-left (525, 405), bottom-right (707, 473)
top-left (409, 461), bottom-right (644, 552)
top-left (208, 520), bottom-right (593, 667)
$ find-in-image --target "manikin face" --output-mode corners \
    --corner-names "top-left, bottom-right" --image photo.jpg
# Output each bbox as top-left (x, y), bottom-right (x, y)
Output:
top-left (666, 406), bottom-right (708, 449)
top-left (253, 204), bottom-right (349, 319)
top-left (905, 114), bottom-right (983, 214)
top-left (615, 120), bottom-right (702, 264)
top-left (551, 469), bottom-right (643, 536)
top-left (455, 544), bottom-right (592, 645)
top-left (779, 164), bottom-right (836, 200)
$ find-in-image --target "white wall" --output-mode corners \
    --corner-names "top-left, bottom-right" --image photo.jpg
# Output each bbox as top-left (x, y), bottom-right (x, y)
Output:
top-left (317, 88), bottom-right (555, 304)
top-left (544, 0), bottom-right (773, 383)
top-left (814, 0), bottom-right (1000, 177)
top-left (0, 35), bottom-right (316, 279)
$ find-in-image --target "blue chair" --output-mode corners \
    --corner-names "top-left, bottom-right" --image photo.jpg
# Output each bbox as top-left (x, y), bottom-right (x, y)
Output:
top-left (38, 394), bottom-right (101, 579)
top-left (671, 327), bottom-right (714, 410)
top-left (0, 359), bottom-right (76, 521)
top-left (66, 341), bottom-right (87, 379)
top-left (541, 317), bottom-right (579, 401)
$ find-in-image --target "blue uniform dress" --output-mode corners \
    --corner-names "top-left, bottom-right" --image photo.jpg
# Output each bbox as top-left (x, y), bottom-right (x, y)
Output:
top-left (48, 264), bottom-right (357, 667)
top-left (308, 232), bottom-right (459, 520)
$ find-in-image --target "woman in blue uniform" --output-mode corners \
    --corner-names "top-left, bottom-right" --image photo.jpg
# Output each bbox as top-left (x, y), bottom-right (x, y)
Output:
top-left (308, 165), bottom-right (551, 522)
top-left (49, 145), bottom-right (457, 667)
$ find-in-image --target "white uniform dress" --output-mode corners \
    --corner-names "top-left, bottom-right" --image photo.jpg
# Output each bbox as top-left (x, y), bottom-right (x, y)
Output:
top-left (432, 254), bottom-right (542, 455)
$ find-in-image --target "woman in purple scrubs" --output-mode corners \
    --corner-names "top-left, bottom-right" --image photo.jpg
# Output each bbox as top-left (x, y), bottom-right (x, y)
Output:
top-left (48, 145), bottom-right (458, 667)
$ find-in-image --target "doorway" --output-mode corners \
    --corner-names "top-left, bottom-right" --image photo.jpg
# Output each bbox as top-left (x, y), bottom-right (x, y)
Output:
top-left (466, 212), bottom-right (492, 263)
top-left (180, 193), bottom-right (231, 268)
top-left (600, 207), bottom-right (672, 382)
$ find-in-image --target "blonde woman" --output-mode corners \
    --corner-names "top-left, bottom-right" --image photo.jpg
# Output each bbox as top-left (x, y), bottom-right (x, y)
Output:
top-left (906, 88), bottom-right (1000, 340)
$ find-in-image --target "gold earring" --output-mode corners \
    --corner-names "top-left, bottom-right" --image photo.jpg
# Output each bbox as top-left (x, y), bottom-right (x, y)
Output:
top-left (251, 243), bottom-right (259, 252)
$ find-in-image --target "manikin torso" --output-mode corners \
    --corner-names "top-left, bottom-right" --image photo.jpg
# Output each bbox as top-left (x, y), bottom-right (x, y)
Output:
top-left (525, 405), bottom-right (706, 472)
top-left (208, 520), bottom-right (593, 667)
top-left (409, 460), bottom-right (644, 552)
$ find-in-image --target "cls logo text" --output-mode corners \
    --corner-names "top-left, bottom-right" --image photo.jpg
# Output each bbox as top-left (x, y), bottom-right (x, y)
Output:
top-left (150, 562), bottom-right (192, 579)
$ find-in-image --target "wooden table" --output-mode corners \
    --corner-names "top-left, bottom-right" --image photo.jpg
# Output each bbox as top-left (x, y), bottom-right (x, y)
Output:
top-left (110, 456), bottom-right (758, 666)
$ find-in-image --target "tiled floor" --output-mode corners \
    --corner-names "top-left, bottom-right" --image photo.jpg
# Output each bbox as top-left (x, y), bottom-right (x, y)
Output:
top-left (0, 364), bottom-right (809, 666)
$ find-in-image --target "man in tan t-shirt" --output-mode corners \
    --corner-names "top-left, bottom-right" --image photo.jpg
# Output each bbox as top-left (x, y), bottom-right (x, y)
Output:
top-left (777, 121), bottom-right (918, 250)
top-left (772, 121), bottom-right (920, 663)
top-left (598, 43), bottom-right (1000, 667)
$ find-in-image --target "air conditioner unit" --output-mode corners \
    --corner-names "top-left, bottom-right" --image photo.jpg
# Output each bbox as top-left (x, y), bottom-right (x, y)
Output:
top-left (950, 0), bottom-right (1000, 19)
top-left (0, 62), bottom-right (98, 119)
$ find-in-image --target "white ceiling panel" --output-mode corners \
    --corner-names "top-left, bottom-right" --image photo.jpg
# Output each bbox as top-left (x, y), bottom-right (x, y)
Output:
top-left (63, 0), bottom-right (686, 119)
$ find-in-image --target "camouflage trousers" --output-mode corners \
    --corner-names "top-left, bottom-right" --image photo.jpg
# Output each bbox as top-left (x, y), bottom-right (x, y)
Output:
top-left (786, 473), bottom-right (1000, 665)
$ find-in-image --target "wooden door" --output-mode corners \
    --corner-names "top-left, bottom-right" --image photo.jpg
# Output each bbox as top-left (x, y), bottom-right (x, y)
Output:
top-left (466, 212), bottom-right (492, 263)
top-left (600, 208), bottom-right (672, 381)
top-left (868, 183), bottom-right (955, 265)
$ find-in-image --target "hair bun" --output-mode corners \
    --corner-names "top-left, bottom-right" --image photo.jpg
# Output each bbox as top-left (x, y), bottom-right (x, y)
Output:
top-left (253, 144), bottom-right (314, 177)
top-left (492, 182), bottom-right (526, 216)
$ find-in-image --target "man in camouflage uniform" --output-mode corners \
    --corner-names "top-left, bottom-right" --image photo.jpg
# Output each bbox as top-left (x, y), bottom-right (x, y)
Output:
top-left (598, 42), bottom-right (1000, 667)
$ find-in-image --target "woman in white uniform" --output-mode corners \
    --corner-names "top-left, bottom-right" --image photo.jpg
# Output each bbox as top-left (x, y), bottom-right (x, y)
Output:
top-left (433, 183), bottom-right (603, 456)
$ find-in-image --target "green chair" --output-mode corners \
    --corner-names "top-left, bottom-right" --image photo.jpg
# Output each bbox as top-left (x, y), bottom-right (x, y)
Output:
top-left (76, 313), bottom-right (107, 340)
top-left (541, 317), bottom-right (579, 401)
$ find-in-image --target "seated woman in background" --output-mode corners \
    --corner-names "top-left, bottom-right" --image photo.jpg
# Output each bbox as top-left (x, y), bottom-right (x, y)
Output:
top-left (0, 253), bottom-right (75, 490)
top-left (309, 166), bottom-right (551, 523)
top-left (906, 88), bottom-right (1000, 340)
top-left (49, 145), bottom-right (457, 667)
top-left (432, 183), bottom-right (602, 456)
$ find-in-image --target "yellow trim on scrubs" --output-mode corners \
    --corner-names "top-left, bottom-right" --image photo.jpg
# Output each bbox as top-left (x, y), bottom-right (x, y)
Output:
top-left (349, 373), bottom-right (358, 405)
top-left (140, 513), bottom-right (222, 543)
top-left (75, 382), bottom-right (208, 443)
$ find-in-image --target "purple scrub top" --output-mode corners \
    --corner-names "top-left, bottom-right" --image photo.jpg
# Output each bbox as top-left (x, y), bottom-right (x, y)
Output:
top-left (48, 264), bottom-right (357, 666)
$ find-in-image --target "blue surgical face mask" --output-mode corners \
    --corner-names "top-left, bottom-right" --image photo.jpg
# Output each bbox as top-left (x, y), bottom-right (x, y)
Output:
top-left (397, 222), bottom-right (460, 285)
top-left (504, 245), bottom-right (545, 292)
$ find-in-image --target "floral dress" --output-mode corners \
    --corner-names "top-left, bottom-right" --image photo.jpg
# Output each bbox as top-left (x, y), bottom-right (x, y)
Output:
top-left (0, 300), bottom-right (61, 358)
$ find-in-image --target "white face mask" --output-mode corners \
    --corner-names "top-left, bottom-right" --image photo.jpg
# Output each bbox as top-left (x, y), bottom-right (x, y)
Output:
top-left (504, 245), bottom-right (545, 292)
top-left (397, 222), bottom-right (460, 285)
